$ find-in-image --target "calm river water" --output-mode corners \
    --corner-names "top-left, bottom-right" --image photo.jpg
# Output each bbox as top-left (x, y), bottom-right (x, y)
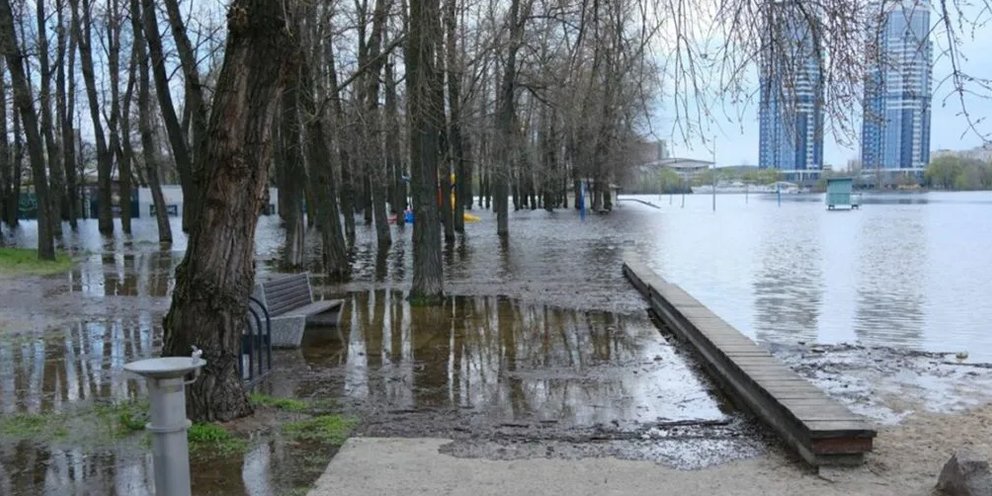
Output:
top-left (625, 191), bottom-right (992, 360)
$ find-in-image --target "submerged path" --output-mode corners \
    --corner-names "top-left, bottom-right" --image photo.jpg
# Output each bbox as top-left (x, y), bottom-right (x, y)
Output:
top-left (622, 256), bottom-right (876, 466)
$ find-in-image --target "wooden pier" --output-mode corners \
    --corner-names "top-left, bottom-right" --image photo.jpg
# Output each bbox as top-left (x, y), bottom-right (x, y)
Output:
top-left (622, 257), bottom-right (876, 466)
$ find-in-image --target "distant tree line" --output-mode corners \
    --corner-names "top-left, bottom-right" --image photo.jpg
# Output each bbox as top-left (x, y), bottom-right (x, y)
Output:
top-left (924, 156), bottom-right (992, 190)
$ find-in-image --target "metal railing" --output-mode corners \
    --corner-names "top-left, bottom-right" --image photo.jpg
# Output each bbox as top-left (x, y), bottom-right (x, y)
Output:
top-left (240, 296), bottom-right (272, 385)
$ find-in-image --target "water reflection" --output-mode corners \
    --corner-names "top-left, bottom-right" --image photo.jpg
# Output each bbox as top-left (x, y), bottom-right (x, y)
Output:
top-left (854, 213), bottom-right (926, 346)
top-left (301, 291), bottom-right (728, 427)
top-left (0, 318), bottom-right (156, 414)
top-left (752, 215), bottom-right (823, 344)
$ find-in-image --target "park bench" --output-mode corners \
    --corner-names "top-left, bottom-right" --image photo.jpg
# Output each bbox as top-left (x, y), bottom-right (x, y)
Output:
top-left (252, 272), bottom-right (343, 348)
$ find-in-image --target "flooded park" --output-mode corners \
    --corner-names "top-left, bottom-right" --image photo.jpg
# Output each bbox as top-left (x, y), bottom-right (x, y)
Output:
top-left (2, 191), bottom-right (992, 494)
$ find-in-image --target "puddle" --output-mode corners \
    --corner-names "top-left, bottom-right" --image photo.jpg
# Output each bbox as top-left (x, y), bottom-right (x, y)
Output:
top-left (0, 289), bottom-right (756, 494)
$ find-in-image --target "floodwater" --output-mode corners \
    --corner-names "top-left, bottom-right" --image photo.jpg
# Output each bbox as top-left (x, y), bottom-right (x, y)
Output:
top-left (622, 191), bottom-right (992, 361)
top-left (2, 190), bottom-right (992, 492)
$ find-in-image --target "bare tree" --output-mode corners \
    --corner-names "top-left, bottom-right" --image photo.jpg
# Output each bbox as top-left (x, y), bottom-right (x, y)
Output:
top-left (69, 0), bottom-right (114, 234)
top-left (162, 0), bottom-right (295, 422)
top-left (407, 0), bottom-right (446, 302)
top-left (55, 0), bottom-right (79, 227)
top-left (0, 0), bottom-right (55, 259)
top-left (130, 0), bottom-right (171, 244)
top-left (142, 0), bottom-right (195, 232)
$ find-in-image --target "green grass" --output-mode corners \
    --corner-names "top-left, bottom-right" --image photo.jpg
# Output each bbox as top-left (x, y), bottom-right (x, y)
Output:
top-left (0, 248), bottom-right (73, 275)
top-left (94, 399), bottom-right (149, 436)
top-left (283, 414), bottom-right (357, 445)
top-left (188, 423), bottom-right (247, 455)
top-left (250, 393), bottom-right (309, 412)
top-left (0, 412), bottom-right (68, 439)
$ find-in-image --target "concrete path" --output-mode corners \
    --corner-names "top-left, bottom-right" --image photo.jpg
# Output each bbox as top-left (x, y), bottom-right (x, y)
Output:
top-left (307, 438), bottom-right (906, 496)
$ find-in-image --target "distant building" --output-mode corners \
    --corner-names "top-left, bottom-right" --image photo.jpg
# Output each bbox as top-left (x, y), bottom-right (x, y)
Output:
top-left (758, 1), bottom-right (824, 180)
top-left (860, 1), bottom-right (933, 175)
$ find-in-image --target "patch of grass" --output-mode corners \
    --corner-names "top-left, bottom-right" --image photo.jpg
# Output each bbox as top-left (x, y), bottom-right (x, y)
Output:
top-left (0, 412), bottom-right (68, 439)
top-left (250, 393), bottom-right (309, 412)
top-left (283, 414), bottom-right (357, 446)
top-left (94, 399), bottom-right (149, 436)
top-left (0, 248), bottom-right (73, 276)
top-left (188, 423), bottom-right (247, 455)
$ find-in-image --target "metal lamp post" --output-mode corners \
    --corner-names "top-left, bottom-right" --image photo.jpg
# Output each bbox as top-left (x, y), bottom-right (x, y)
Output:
top-left (124, 354), bottom-right (206, 496)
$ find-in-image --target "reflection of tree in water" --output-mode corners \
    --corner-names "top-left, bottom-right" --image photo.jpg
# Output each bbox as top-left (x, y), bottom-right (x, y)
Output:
top-left (854, 216), bottom-right (926, 348)
top-left (313, 291), bottom-right (652, 427)
top-left (752, 229), bottom-right (823, 344)
top-left (0, 317), bottom-right (155, 415)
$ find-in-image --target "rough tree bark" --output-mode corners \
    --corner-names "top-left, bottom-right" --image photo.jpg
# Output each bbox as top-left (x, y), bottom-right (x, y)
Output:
top-left (407, 0), bottom-right (445, 303)
top-left (69, 0), bottom-right (113, 234)
top-left (131, 0), bottom-right (171, 244)
top-left (0, 0), bottom-right (55, 259)
top-left (162, 0), bottom-right (294, 422)
top-left (142, 0), bottom-right (196, 232)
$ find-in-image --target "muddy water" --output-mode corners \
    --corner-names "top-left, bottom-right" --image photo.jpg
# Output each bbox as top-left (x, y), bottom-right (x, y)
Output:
top-left (0, 266), bottom-right (754, 495)
top-left (296, 291), bottom-right (730, 428)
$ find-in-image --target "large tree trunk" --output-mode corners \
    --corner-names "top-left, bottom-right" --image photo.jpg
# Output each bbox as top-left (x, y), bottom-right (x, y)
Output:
top-left (162, 0), bottom-right (293, 422)
top-left (132, 0), bottom-right (172, 245)
top-left (69, 0), bottom-right (113, 234)
top-left (55, 0), bottom-right (78, 227)
top-left (37, 0), bottom-right (65, 234)
top-left (301, 67), bottom-right (349, 280)
top-left (0, 0), bottom-right (55, 259)
top-left (142, 0), bottom-right (196, 232)
top-left (407, 0), bottom-right (445, 303)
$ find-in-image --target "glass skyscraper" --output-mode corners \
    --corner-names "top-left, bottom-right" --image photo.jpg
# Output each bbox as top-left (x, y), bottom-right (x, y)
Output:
top-left (861, 1), bottom-right (932, 173)
top-left (758, 1), bottom-right (824, 177)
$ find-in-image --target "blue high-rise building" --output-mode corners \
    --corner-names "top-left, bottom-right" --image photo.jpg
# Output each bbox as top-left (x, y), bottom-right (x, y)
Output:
top-left (861, 1), bottom-right (932, 174)
top-left (758, 1), bottom-right (824, 179)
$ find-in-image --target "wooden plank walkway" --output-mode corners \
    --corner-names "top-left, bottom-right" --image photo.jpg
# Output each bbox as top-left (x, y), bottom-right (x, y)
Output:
top-left (623, 257), bottom-right (876, 466)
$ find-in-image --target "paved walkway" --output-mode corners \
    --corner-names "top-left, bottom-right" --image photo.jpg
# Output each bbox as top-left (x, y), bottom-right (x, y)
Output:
top-left (307, 438), bottom-right (904, 496)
